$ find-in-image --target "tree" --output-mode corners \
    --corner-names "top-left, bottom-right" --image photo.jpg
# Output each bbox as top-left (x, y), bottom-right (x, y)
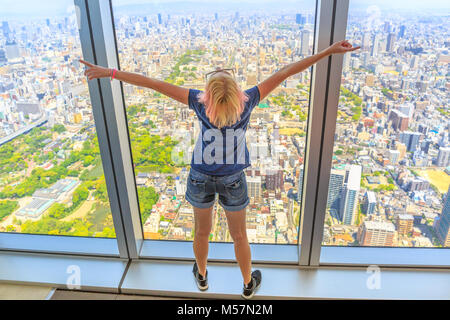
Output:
top-left (83, 155), bottom-right (95, 167)
top-left (72, 185), bottom-right (89, 207)
top-left (52, 124), bottom-right (66, 133)
top-left (0, 200), bottom-right (19, 221)
top-left (47, 203), bottom-right (67, 219)
top-left (137, 186), bottom-right (159, 223)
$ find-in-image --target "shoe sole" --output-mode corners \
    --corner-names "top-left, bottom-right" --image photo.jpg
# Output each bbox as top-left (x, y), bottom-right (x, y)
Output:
top-left (193, 271), bottom-right (208, 291)
top-left (196, 283), bottom-right (209, 291)
top-left (241, 282), bottom-right (261, 300)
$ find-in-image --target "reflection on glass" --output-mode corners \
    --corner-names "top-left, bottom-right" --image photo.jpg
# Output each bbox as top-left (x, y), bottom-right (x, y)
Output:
top-left (322, 1), bottom-right (449, 248)
top-left (0, 1), bottom-right (114, 237)
top-left (112, 0), bottom-right (316, 244)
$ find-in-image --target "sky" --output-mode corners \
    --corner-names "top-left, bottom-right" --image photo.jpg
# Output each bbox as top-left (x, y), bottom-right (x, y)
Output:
top-left (0, 0), bottom-right (448, 18)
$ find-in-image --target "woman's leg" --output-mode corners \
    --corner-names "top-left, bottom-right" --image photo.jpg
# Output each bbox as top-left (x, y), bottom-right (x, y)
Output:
top-left (224, 208), bottom-right (252, 285)
top-left (193, 205), bottom-right (214, 278)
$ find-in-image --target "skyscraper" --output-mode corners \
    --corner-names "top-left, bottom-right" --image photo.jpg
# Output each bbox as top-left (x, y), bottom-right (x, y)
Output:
top-left (5, 40), bottom-right (20, 60)
top-left (398, 25), bottom-right (406, 38)
top-left (399, 131), bottom-right (422, 152)
top-left (301, 30), bottom-right (310, 56)
top-left (371, 34), bottom-right (380, 57)
top-left (436, 147), bottom-right (450, 167)
top-left (0, 49), bottom-right (6, 65)
top-left (340, 165), bottom-right (361, 225)
top-left (247, 176), bottom-right (262, 203)
top-left (157, 13), bottom-right (162, 25)
top-left (1, 21), bottom-right (12, 42)
top-left (362, 191), bottom-right (376, 215)
top-left (343, 52), bottom-right (351, 72)
top-left (297, 166), bottom-right (304, 202)
top-left (386, 33), bottom-right (396, 52)
top-left (362, 32), bottom-right (370, 50)
top-left (295, 14), bottom-right (303, 24)
top-left (434, 186), bottom-right (450, 247)
top-left (327, 169), bottom-right (345, 208)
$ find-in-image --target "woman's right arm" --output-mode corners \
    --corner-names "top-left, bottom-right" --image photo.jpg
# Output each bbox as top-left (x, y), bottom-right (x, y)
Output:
top-left (257, 40), bottom-right (360, 101)
top-left (80, 60), bottom-right (189, 105)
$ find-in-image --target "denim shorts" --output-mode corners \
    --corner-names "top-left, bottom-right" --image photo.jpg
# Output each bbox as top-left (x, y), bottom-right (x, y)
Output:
top-left (185, 168), bottom-right (249, 212)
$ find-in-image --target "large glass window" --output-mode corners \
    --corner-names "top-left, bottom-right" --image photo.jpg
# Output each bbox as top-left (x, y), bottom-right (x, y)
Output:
top-left (0, 1), bottom-right (115, 238)
top-left (112, 0), bottom-right (316, 244)
top-left (321, 0), bottom-right (449, 248)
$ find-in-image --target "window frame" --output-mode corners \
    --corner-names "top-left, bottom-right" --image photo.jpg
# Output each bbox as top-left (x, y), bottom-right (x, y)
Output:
top-left (309, 0), bottom-right (450, 267)
top-left (0, 0), bottom-right (447, 270)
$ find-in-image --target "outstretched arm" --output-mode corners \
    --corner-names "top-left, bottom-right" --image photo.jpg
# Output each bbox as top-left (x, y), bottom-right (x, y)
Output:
top-left (79, 60), bottom-right (189, 105)
top-left (257, 40), bottom-right (360, 101)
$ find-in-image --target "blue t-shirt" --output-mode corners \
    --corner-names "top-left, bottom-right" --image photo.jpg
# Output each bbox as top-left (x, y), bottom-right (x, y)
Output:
top-left (188, 85), bottom-right (260, 176)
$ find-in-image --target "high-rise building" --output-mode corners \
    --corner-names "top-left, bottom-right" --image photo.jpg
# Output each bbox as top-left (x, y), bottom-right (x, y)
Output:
top-left (398, 25), bottom-right (406, 38)
top-left (398, 102), bottom-right (415, 118)
top-left (436, 146), bottom-right (450, 167)
top-left (371, 34), bottom-right (381, 57)
top-left (247, 176), bottom-right (262, 203)
top-left (434, 186), bottom-right (450, 247)
top-left (387, 149), bottom-right (400, 165)
top-left (0, 49), bottom-right (6, 65)
top-left (358, 220), bottom-right (395, 246)
top-left (157, 13), bottom-right (162, 25)
top-left (396, 214), bottom-right (414, 235)
top-left (1, 21), bottom-right (10, 40)
top-left (327, 169), bottom-right (345, 208)
top-left (343, 52), bottom-right (351, 72)
top-left (386, 32), bottom-right (396, 52)
top-left (340, 165), bottom-right (361, 225)
top-left (388, 109), bottom-right (409, 131)
top-left (214, 13), bottom-right (218, 21)
top-left (300, 30), bottom-right (310, 56)
top-left (399, 131), bottom-right (422, 152)
top-left (295, 14), bottom-right (304, 25)
top-left (297, 166), bottom-right (304, 202)
top-left (362, 32), bottom-right (370, 50)
top-left (5, 40), bottom-right (20, 60)
top-left (266, 168), bottom-right (284, 191)
top-left (362, 191), bottom-right (376, 215)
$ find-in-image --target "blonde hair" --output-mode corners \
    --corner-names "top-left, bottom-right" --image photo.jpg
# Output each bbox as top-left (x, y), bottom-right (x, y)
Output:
top-left (198, 72), bottom-right (249, 129)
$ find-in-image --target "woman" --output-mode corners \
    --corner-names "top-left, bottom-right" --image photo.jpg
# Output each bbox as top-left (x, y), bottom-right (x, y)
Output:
top-left (80, 39), bottom-right (359, 299)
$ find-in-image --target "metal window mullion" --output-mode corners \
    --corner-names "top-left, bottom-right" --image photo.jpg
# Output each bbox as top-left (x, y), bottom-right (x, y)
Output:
top-left (298, 0), bottom-right (336, 266)
top-left (309, 0), bottom-right (350, 266)
top-left (83, 0), bottom-right (143, 259)
top-left (75, 0), bottom-right (128, 258)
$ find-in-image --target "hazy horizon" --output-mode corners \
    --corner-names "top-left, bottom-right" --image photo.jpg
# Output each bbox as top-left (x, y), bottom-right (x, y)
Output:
top-left (0, 0), bottom-right (448, 19)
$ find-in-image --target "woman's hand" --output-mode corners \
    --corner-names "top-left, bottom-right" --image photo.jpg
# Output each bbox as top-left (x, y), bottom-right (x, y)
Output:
top-left (80, 59), bottom-right (111, 80)
top-left (326, 40), bottom-right (360, 55)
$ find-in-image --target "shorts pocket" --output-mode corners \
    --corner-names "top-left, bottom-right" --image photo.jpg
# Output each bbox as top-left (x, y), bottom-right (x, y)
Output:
top-left (188, 175), bottom-right (206, 195)
top-left (224, 173), bottom-right (246, 198)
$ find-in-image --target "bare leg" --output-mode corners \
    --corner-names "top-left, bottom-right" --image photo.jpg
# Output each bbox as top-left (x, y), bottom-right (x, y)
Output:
top-left (193, 206), bottom-right (213, 278)
top-left (224, 208), bottom-right (252, 285)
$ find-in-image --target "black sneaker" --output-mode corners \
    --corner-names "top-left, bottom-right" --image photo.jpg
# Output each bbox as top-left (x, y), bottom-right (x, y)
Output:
top-left (242, 270), bottom-right (262, 299)
top-left (192, 262), bottom-right (208, 291)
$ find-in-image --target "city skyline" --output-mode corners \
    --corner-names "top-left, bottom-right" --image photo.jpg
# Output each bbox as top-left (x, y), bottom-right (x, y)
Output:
top-left (0, 1), bottom-right (448, 247)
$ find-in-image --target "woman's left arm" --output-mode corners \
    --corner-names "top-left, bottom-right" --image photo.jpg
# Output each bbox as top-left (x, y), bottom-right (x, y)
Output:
top-left (80, 60), bottom-right (189, 105)
top-left (257, 40), bottom-right (360, 101)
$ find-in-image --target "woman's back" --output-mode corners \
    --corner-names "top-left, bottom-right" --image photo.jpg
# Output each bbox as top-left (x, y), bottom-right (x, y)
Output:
top-left (188, 85), bottom-right (260, 176)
